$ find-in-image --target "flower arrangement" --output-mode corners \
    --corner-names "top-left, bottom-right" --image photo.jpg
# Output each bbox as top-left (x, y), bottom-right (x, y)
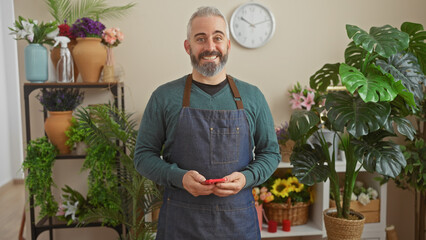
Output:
top-left (101, 27), bottom-right (124, 66)
top-left (275, 122), bottom-right (290, 145)
top-left (70, 17), bottom-right (105, 38)
top-left (57, 21), bottom-right (75, 39)
top-left (36, 88), bottom-right (84, 111)
top-left (264, 173), bottom-right (312, 204)
top-left (252, 186), bottom-right (274, 207)
top-left (9, 16), bottom-right (57, 45)
top-left (288, 82), bottom-right (320, 111)
top-left (351, 181), bottom-right (379, 206)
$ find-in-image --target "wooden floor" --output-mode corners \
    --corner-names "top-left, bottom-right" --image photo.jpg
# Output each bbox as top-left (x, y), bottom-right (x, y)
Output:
top-left (0, 181), bottom-right (25, 240)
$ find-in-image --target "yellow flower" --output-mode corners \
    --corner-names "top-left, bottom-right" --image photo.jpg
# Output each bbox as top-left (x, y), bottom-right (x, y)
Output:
top-left (287, 176), bottom-right (304, 193)
top-left (271, 178), bottom-right (291, 198)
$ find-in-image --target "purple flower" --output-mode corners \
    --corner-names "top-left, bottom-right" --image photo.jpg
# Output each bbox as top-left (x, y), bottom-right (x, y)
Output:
top-left (70, 18), bottom-right (105, 38)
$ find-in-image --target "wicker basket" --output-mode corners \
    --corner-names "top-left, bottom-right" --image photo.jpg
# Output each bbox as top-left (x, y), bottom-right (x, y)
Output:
top-left (323, 208), bottom-right (365, 240)
top-left (263, 198), bottom-right (310, 226)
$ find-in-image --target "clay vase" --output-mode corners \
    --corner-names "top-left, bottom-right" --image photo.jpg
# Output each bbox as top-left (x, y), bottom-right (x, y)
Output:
top-left (44, 111), bottom-right (73, 154)
top-left (50, 39), bottom-right (79, 81)
top-left (72, 37), bottom-right (107, 83)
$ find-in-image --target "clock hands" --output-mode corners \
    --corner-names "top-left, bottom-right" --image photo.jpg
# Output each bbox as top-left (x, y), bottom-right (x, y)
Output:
top-left (253, 19), bottom-right (271, 26)
top-left (240, 16), bottom-right (255, 28)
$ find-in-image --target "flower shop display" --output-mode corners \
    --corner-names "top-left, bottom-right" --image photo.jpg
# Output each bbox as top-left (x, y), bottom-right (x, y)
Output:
top-left (9, 16), bottom-right (57, 82)
top-left (262, 174), bottom-right (312, 226)
top-left (329, 181), bottom-right (380, 223)
top-left (288, 22), bottom-right (424, 240)
top-left (71, 18), bottom-right (107, 83)
top-left (37, 88), bottom-right (84, 154)
top-left (289, 82), bottom-right (320, 111)
top-left (101, 27), bottom-right (124, 82)
top-left (275, 122), bottom-right (294, 162)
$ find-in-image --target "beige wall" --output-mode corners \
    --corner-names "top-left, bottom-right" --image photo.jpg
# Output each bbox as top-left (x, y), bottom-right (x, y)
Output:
top-left (14, 0), bottom-right (426, 239)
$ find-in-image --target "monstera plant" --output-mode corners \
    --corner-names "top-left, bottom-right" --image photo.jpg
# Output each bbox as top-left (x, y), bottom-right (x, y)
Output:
top-left (288, 21), bottom-right (425, 224)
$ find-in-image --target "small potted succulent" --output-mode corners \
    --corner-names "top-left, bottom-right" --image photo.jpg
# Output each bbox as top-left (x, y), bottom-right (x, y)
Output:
top-left (37, 88), bottom-right (84, 154)
top-left (70, 18), bottom-right (107, 82)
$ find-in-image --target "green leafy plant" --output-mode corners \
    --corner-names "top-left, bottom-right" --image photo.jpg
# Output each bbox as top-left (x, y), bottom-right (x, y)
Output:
top-left (23, 137), bottom-right (58, 218)
top-left (65, 117), bottom-right (90, 149)
top-left (73, 104), bottom-right (161, 240)
top-left (44, 0), bottom-right (135, 27)
top-left (289, 22), bottom-right (425, 220)
top-left (57, 185), bottom-right (94, 225)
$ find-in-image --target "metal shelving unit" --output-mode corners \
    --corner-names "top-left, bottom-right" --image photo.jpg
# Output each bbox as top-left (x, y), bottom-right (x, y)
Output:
top-left (23, 82), bottom-right (125, 240)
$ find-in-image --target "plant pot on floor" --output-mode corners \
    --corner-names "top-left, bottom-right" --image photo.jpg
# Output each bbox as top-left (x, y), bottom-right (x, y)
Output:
top-left (323, 208), bottom-right (365, 240)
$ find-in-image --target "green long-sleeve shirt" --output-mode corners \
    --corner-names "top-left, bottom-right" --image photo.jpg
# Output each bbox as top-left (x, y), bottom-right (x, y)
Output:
top-left (134, 75), bottom-right (280, 189)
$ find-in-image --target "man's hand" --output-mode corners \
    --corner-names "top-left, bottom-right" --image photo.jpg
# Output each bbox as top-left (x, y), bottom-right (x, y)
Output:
top-left (182, 170), bottom-right (215, 197)
top-left (213, 172), bottom-right (246, 197)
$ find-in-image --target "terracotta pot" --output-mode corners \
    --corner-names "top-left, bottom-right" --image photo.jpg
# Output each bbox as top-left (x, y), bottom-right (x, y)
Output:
top-left (50, 39), bottom-right (79, 81)
top-left (44, 111), bottom-right (73, 154)
top-left (323, 208), bottom-right (365, 240)
top-left (72, 37), bottom-right (107, 83)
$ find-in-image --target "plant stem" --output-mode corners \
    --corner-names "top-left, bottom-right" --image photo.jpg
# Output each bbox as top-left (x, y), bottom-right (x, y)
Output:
top-left (342, 139), bottom-right (358, 218)
top-left (361, 52), bottom-right (371, 74)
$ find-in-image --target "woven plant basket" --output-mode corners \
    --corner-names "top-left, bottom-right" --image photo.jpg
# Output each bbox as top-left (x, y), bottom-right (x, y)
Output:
top-left (323, 208), bottom-right (365, 240)
top-left (263, 198), bottom-right (310, 226)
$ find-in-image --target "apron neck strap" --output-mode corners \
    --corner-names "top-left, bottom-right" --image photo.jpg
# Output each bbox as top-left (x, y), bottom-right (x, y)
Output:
top-left (182, 74), bottom-right (244, 110)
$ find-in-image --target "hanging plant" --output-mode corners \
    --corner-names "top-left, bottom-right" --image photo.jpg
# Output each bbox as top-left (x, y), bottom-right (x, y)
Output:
top-left (23, 137), bottom-right (58, 218)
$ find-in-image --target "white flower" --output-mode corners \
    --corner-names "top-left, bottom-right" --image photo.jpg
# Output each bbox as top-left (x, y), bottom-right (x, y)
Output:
top-left (47, 28), bottom-right (59, 39)
top-left (351, 192), bottom-right (358, 201)
top-left (355, 181), bottom-right (364, 188)
top-left (367, 187), bottom-right (378, 200)
top-left (21, 20), bottom-right (35, 42)
top-left (358, 193), bottom-right (370, 206)
top-left (64, 201), bottom-right (79, 221)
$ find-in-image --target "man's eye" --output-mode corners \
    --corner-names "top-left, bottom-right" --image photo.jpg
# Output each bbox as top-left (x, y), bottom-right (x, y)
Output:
top-left (196, 38), bottom-right (205, 42)
top-left (214, 36), bottom-right (223, 41)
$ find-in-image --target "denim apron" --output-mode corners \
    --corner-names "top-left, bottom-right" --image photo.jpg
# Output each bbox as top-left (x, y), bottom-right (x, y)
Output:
top-left (155, 74), bottom-right (260, 240)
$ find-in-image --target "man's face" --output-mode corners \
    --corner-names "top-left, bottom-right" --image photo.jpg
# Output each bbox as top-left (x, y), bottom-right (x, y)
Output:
top-left (185, 16), bottom-right (231, 77)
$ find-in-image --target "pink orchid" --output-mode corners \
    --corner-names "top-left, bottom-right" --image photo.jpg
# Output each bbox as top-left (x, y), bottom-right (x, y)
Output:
top-left (301, 92), bottom-right (315, 111)
top-left (289, 92), bottom-right (303, 109)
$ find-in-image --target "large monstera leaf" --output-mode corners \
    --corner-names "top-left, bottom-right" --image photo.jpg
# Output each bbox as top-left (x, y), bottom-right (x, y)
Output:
top-left (376, 52), bottom-right (425, 106)
top-left (290, 143), bottom-right (330, 186)
top-left (288, 110), bottom-right (320, 141)
top-left (401, 22), bottom-right (426, 74)
top-left (309, 63), bottom-right (340, 92)
top-left (346, 24), bottom-right (409, 58)
top-left (325, 91), bottom-right (391, 138)
top-left (340, 63), bottom-right (399, 103)
top-left (345, 41), bottom-right (369, 69)
top-left (383, 115), bottom-right (416, 141)
top-left (355, 140), bottom-right (406, 178)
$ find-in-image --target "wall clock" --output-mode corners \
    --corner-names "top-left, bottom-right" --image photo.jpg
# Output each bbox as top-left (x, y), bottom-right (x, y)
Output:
top-left (230, 2), bottom-right (276, 49)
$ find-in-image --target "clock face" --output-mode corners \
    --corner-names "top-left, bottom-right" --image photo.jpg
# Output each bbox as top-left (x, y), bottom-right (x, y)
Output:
top-left (230, 3), bottom-right (276, 49)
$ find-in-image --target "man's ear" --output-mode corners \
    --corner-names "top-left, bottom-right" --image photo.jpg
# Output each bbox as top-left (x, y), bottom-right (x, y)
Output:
top-left (184, 40), bottom-right (190, 55)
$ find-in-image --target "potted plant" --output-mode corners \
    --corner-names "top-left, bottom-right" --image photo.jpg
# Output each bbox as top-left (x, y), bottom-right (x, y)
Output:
top-left (288, 22), bottom-right (424, 239)
top-left (70, 17), bottom-right (107, 82)
top-left (275, 122), bottom-right (294, 162)
top-left (101, 27), bottom-right (124, 82)
top-left (9, 16), bottom-right (57, 82)
top-left (261, 173), bottom-right (312, 226)
top-left (37, 88), bottom-right (84, 154)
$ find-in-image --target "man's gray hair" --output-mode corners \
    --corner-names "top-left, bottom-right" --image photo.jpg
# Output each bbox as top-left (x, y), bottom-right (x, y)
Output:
top-left (187, 6), bottom-right (229, 40)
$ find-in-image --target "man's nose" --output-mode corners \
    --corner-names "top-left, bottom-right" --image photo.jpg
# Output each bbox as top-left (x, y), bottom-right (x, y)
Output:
top-left (204, 38), bottom-right (216, 51)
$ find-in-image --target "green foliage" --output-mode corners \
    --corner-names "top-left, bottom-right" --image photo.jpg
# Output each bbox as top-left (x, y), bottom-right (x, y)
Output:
top-left (44, 0), bottom-right (136, 25)
top-left (57, 185), bottom-right (94, 225)
top-left (65, 117), bottom-right (90, 148)
top-left (74, 104), bottom-right (161, 239)
top-left (36, 88), bottom-right (84, 111)
top-left (22, 137), bottom-right (58, 218)
top-left (289, 22), bottom-right (425, 219)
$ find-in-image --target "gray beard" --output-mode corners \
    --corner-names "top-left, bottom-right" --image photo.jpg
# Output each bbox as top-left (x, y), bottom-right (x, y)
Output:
top-left (190, 50), bottom-right (228, 77)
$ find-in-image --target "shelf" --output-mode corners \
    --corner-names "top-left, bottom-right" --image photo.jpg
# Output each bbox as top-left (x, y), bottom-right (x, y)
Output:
top-left (34, 216), bottom-right (121, 238)
top-left (261, 220), bottom-right (323, 238)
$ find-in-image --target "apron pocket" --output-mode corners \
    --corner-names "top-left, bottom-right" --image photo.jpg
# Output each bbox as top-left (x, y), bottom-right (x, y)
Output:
top-left (164, 198), bottom-right (259, 240)
top-left (210, 127), bottom-right (240, 164)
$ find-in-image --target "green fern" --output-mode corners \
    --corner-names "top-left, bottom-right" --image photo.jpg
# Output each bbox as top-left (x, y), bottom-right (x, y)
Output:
top-left (44, 0), bottom-right (135, 24)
